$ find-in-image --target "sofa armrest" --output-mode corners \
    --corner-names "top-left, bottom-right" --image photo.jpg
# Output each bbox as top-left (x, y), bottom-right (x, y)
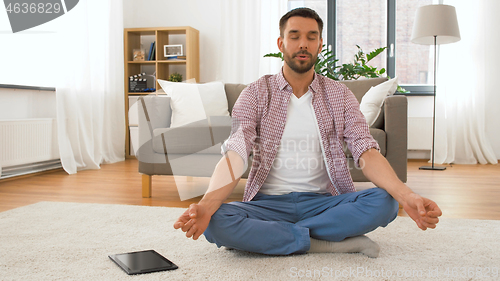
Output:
top-left (383, 95), bottom-right (408, 182)
top-left (151, 117), bottom-right (232, 154)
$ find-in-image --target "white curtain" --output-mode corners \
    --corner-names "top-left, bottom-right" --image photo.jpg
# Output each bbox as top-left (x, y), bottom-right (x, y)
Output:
top-left (56, 0), bottom-right (125, 174)
top-left (434, 0), bottom-right (497, 164)
top-left (218, 0), bottom-right (287, 84)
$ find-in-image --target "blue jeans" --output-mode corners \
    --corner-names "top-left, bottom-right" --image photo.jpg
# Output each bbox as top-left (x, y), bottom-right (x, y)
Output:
top-left (203, 188), bottom-right (399, 255)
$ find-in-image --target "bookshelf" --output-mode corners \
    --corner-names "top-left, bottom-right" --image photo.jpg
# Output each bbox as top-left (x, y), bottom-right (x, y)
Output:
top-left (124, 26), bottom-right (200, 158)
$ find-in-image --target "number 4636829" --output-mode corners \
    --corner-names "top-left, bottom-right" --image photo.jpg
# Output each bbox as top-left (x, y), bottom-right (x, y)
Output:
top-left (5, 2), bottom-right (62, 14)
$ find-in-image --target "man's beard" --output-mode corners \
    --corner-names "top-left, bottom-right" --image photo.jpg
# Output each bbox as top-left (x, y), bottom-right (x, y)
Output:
top-left (282, 46), bottom-right (319, 74)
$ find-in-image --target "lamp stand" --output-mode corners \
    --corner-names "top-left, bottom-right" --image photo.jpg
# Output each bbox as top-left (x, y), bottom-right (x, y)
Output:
top-left (420, 36), bottom-right (446, 171)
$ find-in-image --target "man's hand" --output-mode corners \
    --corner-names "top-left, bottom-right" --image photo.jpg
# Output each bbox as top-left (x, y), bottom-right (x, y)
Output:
top-left (402, 193), bottom-right (442, 230)
top-left (172, 151), bottom-right (243, 240)
top-left (359, 149), bottom-right (442, 231)
top-left (173, 203), bottom-right (211, 240)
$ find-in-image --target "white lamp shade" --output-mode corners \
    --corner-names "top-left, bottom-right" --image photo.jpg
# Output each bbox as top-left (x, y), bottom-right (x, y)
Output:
top-left (411, 4), bottom-right (461, 45)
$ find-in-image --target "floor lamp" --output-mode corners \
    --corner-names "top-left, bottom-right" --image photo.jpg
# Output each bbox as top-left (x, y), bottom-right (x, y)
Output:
top-left (411, 4), bottom-right (461, 171)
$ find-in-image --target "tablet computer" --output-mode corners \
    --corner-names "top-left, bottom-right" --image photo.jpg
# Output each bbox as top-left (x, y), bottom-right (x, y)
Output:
top-left (109, 250), bottom-right (178, 275)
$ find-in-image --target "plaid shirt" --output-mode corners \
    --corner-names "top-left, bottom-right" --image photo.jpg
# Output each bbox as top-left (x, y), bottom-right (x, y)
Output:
top-left (223, 70), bottom-right (379, 202)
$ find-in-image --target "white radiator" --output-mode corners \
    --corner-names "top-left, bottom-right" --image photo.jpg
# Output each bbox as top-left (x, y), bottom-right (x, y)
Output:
top-left (408, 117), bottom-right (433, 150)
top-left (0, 118), bottom-right (59, 168)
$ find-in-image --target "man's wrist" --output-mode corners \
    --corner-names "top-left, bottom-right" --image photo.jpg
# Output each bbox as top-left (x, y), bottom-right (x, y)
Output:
top-left (393, 184), bottom-right (414, 204)
top-left (198, 199), bottom-right (222, 217)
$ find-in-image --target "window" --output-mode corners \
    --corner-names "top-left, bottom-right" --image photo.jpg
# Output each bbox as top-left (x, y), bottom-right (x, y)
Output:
top-left (0, 12), bottom-right (60, 88)
top-left (335, 0), bottom-right (387, 73)
top-left (331, 0), bottom-right (440, 93)
top-left (395, 0), bottom-right (435, 86)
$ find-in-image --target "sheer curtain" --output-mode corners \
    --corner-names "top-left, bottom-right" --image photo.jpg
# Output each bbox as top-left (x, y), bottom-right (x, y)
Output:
top-left (218, 0), bottom-right (287, 84)
top-left (56, 0), bottom-right (125, 174)
top-left (434, 0), bottom-right (497, 164)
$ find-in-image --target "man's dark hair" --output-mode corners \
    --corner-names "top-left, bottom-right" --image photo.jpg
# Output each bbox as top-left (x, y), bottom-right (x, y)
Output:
top-left (279, 7), bottom-right (323, 38)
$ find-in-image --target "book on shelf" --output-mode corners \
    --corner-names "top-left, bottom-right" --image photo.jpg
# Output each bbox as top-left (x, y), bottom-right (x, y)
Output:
top-left (147, 42), bottom-right (154, 61)
top-left (151, 42), bottom-right (156, 60)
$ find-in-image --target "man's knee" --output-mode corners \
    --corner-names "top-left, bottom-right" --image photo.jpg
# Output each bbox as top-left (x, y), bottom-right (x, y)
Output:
top-left (204, 203), bottom-right (244, 243)
top-left (206, 204), bottom-right (233, 231)
top-left (362, 188), bottom-right (399, 225)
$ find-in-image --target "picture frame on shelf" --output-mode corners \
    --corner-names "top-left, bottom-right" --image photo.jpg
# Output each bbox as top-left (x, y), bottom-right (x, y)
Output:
top-left (164, 44), bottom-right (183, 58)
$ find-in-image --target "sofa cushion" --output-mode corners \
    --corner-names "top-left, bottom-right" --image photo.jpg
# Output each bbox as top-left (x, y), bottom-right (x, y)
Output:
top-left (152, 117), bottom-right (232, 154)
top-left (343, 128), bottom-right (386, 158)
top-left (338, 77), bottom-right (388, 103)
top-left (158, 80), bottom-right (230, 128)
top-left (338, 77), bottom-right (389, 129)
top-left (360, 77), bottom-right (398, 127)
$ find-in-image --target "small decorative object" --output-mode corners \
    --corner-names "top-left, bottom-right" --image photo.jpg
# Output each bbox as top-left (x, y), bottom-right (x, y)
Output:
top-left (129, 72), bottom-right (156, 92)
top-left (133, 49), bottom-right (146, 61)
top-left (129, 78), bottom-right (147, 92)
top-left (164, 44), bottom-right (183, 58)
top-left (168, 72), bottom-right (183, 82)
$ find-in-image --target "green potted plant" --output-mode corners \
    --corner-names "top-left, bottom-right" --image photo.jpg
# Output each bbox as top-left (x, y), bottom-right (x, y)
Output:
top-left (168, 72), bottom-right (183, 82)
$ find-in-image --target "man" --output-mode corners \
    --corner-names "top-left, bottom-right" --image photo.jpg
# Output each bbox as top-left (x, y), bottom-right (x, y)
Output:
top-left (174, 8), bottom-right (441, 258)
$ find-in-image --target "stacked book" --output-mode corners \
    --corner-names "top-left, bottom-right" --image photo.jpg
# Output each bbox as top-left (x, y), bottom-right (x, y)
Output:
top-left (147, 41), bottom-right (156, 61)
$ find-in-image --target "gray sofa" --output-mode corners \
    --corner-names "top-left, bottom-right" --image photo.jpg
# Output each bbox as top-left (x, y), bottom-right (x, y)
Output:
top-left (137, 78), bottom-right (407, 198)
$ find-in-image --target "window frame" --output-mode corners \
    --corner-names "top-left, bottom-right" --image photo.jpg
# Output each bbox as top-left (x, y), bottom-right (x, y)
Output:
top-left (327, 0), bottom-right (434, 95)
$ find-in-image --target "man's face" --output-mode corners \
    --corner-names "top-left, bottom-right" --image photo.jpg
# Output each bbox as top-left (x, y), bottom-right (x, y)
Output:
top-left (279, 16), bottom-right (323, 74)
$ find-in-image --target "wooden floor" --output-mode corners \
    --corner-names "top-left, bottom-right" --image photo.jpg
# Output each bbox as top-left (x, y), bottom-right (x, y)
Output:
top-left (1, 159), bottom-right (499, 220)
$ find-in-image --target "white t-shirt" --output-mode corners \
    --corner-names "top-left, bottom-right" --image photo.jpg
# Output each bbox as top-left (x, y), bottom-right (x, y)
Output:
top-left (258, 91), bottom-right (331, 195)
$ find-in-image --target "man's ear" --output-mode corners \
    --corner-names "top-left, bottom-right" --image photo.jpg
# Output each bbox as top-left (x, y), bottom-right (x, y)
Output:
top-left (318, 38), bottom-right (323, 53)
top-left (277, 37), bottom-right (284, 53)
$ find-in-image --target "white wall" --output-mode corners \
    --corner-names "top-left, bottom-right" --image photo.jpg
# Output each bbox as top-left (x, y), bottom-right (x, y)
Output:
top-left (123, 0), bottom-right (223, 83)
top-left (407, 96), bottom-right (433, 159)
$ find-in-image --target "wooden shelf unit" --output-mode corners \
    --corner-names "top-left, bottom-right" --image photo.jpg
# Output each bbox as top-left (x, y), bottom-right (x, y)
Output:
top-left (123, 26), bottom-right (200, 157)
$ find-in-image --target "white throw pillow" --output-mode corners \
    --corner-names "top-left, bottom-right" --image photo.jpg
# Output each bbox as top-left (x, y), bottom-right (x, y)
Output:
top-left (157, 80), bottom-right (230, 128)
top-left (359, 77), bottom-right (398, 127)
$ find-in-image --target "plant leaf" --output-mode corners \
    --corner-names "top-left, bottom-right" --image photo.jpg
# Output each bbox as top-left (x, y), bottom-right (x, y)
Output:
top-left (366, 47), bottom-right (387, 62)
top-left (263, 52), bottom-right (284, 61)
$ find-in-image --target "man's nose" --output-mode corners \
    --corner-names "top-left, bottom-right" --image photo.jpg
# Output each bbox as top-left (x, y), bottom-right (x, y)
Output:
top-left (299, 38), bottom-right (308, 50)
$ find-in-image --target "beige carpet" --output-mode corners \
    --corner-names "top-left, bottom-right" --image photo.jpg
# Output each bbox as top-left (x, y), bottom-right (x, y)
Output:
top-left (0, 202), bottom-right (498, 280)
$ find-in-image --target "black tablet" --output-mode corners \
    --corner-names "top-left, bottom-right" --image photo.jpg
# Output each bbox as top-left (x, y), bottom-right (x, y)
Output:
top-left (109, 250), bottom-right (178, 275)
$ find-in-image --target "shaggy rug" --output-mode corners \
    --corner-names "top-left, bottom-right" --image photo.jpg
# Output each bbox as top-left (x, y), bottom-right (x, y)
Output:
top-left (0, 202), bottom-right (498, 280)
